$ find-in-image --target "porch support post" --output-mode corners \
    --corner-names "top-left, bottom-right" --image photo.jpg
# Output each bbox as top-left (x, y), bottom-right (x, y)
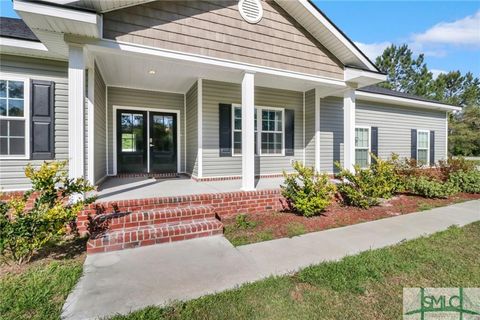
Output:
top-left (343, 88), bottom-right (356, 171)
top-left (314, 88), bottom-right (321, 172)
top-left (68, 44), bottom-right (86, 180)
top-left (241, 71), bottom-right (255, 191)
top-left (86, 57), bottom-right (95, 185)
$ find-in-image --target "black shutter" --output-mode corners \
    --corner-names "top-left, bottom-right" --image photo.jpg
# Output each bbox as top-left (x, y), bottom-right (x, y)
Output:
top-left (430, 131), bottom-right (435, 166)
top-left (31, 80), bottom-right (54, 160)
top-left (285, 109), bottom-right (294, 156)
top-left (219, 104), bottom-right (232, 157)
top-left (411, 129), bottom-right (417, 160)
top-left (371, 126), bottom-right (378, 162)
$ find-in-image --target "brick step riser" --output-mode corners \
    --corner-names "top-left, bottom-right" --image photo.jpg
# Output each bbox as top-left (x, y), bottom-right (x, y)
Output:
top-left (106, 211), bottom-right (216, 231)
top-left (87, 220), bottom-right (223, 254)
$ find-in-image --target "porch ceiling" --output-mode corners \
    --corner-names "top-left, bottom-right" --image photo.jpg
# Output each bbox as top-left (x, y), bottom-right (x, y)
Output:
top-left (93, 49), bottom-right (345, 94)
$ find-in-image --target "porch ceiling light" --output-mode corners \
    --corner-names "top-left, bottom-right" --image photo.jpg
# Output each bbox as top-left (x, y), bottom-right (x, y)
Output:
top-left (148, 70), bottom-right (156, 75)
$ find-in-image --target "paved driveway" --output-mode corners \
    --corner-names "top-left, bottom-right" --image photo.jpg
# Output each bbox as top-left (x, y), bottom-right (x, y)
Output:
top-left (62, 200), bottom-right (480, 320)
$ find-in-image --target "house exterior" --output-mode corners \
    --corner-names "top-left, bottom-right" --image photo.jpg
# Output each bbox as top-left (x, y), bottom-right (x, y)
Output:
top-left (0, 0), bottom-right (459, 193)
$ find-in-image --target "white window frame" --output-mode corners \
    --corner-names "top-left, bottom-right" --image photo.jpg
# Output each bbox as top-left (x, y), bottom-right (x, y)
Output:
top-left (231, 105), bottom-right (285, 157)
top-left (0, 75), bottom-right (30, 160)
top-left (354, 126), bottom-right (371, 168)
top-left (417, 129), bottom-right (430, 165)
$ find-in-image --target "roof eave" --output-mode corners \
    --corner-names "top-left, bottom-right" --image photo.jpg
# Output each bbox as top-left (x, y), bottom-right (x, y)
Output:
top-left (356, 91), bottom-right (461, 112)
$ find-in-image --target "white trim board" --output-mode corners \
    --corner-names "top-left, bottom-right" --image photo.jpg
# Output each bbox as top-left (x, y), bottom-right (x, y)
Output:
top-left (82, 37), bottom-right (347, 89)
top-left (356, 91), bottom-right (460, 112)
top-left (112, 105), bottom-right (181, 175)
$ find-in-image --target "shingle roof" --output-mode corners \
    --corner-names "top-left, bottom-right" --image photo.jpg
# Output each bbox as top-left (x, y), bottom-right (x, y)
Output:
top-left (0, 17), bottom-right (39, 41)
top-left (358, 85), bottom-right (453, 106)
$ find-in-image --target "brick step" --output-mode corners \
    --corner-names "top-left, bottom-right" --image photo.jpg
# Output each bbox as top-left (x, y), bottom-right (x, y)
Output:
top-left (87, 218), bottom-right (223, 254)
top-left (95, 205), bottom-right (216, 232)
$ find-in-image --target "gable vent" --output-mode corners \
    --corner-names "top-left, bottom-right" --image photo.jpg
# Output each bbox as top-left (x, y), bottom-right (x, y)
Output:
top-left (238, 0), bottom-right (263, 24)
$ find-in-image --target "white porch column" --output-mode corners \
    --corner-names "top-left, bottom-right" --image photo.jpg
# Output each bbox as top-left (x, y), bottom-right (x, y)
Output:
top-left (314, 88), bottom-right (321, 172)
top-left (343, 89), bottom-right (356, 171)
top-left (241, 71), bottom-right (255, 191)
top-left (86, 60), bottom-right (95, 185)
top-left (68, 45), bottom-right (86, 180)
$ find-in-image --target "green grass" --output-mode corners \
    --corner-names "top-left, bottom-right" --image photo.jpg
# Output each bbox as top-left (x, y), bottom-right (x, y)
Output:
top-left (418, 202), bottom-right (435, 211)
top-left (0, 238), bottom-right (86, 320)
top-left (286, 222), bottom-right (306, 237)
top-left (110, 222), bottom-right (480, 320)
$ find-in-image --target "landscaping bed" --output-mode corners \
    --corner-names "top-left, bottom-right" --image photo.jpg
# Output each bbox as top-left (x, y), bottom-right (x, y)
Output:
top-left (223, 193), bottom-right (480, 246)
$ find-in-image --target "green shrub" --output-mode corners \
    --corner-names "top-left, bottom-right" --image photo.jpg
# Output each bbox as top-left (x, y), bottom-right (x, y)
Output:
top-left (448, 170), bottom-right (480, 193)
top-left (406, 176), bottom-right (459, 199)
top-left (234, 214), bottom-right (257, 230)
top-left (438, 157), bottom-right (476, 181)
top-left (336, 155), bottom-right (400, 209)
top-left (281, 162), bottom-right (336, 217)
top-left (0, 161), bottom-right (94, 264)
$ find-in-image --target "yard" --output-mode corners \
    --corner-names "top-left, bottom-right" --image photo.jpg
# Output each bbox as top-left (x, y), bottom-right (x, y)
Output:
top-left (1, 221), bottom-right (479, 320)
top-left (223, 192), bottom-right (480, 246)
top-left (112, 221), bottom-right (480, 319)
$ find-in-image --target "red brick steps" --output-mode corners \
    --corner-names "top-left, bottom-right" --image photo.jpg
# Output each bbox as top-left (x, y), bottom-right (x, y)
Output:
top-left (87, 205), bottom-right (223, 254)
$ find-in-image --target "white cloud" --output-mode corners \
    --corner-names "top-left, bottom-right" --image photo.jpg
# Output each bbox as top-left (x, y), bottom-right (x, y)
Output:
top-left (431, 69), bottom-right (447, 79)
top-left (354, 41), bottom-right (391, 60)
top-left (412, 10), bottom-right (480, 46)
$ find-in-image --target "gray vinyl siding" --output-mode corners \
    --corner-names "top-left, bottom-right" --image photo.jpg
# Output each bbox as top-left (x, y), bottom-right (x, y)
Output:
top-left (0, 55), bottom-right (68, 191)
top-left (185, 82), bottom-right (198, 176)
top-left (304, 89), bottom-right (315, 168)
top-left (356, 100), bottom-right (447, 161)
top-left (202, 80), bottom-right (303, 177)
top-left (319, 97), bottom-right (344, 173)
top-left (317, 96), bottom-right (448, 174)
top-left (106, 87), bottom-right (185, 175)
top-left (93, 65), bottom-right (107, 183)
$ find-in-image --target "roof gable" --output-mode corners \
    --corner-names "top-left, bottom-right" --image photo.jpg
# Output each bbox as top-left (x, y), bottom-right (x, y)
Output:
top-left (103, 0), bottom-right (345, 79)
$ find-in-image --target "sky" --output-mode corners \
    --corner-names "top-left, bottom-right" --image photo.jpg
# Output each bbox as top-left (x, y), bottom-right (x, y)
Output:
top-left (1, 0), bottom-right (479, 77)
top-left (314, 1), bottom-right (480, 78)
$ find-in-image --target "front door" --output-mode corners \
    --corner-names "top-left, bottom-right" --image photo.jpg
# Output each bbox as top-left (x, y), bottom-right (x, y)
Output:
top-left (117, 110), bottom-right (147, 173)
top-left (149, 112), bottom-right (177, 173)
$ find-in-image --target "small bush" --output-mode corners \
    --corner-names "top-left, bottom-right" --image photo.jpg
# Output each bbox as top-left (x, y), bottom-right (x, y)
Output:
top-left (336, 155), bottom-right (400, 209)
top-left (406, 176), bottom-right (459, 199)
top-left (392, 156), bottom-right (442, 184)
top-left (234, 214), bottom-right (257, 230)
top-left (281, 162), bottom-right (336, 217)
top-left (438, 157), bottom-right (476, 181)
top-left (0, 161), bottom-right (94, 264)
top-left (448, 170), bottom-right (480, 194)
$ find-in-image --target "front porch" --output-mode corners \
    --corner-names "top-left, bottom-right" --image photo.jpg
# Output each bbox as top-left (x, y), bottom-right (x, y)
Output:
top-left (64, 37), bottom-right (379, 192)
top-left (96, 175), bottom-right (285, 202)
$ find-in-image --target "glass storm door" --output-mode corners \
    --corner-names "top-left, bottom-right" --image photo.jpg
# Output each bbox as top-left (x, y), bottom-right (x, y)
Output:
top-left (149, 112), bottom-right (177, 173)
top-left (117, 110), bottom-right (147, 173)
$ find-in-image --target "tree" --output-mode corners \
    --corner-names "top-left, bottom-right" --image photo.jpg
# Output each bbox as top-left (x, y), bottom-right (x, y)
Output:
top-left (375, 44), bottom-right (433, 97)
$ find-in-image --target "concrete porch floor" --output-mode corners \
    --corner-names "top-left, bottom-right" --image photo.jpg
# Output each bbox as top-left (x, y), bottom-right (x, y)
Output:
top-left (95, 176), bottom-right (285, 202)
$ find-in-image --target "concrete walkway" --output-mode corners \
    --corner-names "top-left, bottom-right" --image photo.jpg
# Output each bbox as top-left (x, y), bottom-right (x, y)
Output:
top-left (62, 200), bottom-right (480, 320)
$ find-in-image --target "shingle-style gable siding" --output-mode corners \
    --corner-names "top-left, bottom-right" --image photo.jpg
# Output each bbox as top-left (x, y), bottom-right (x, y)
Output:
top-left (103, 0), bottom-right (344, 79)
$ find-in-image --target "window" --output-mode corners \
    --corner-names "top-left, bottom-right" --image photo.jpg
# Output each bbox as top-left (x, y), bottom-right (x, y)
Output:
top-left (232, 106), bottom-right (284, 156)
top-left (417, 130), bottom-right (429, 165)
top-left (355, 127), bottom-right (370, 168)
top-left (260, 109), bottom-right (283, 155)
top-left (0, 79), bottom-right (29, 158)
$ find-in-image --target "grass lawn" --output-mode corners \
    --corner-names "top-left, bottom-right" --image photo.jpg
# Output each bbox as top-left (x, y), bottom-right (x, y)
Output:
top-left (0, 238), bottom-right (86, 320)
top-left (109, 221), bottom-right (480, 320)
